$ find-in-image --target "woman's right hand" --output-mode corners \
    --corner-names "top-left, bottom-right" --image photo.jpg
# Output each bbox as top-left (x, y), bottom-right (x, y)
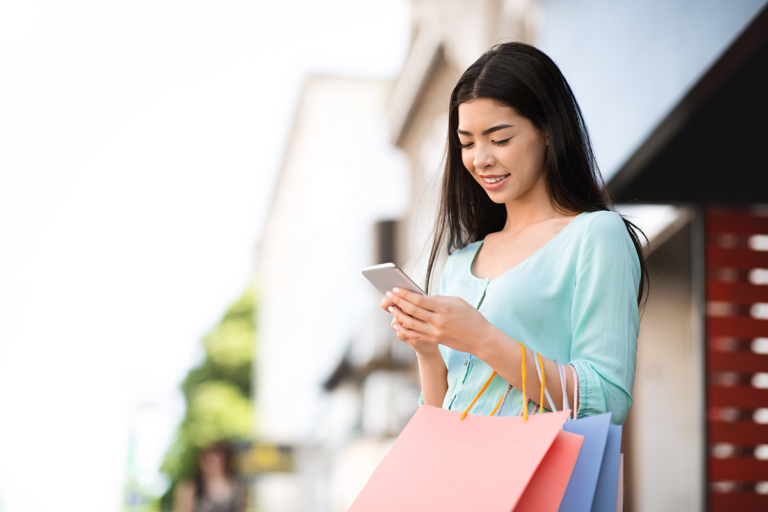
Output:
top-left (380, 294), bottom-right (440, 357)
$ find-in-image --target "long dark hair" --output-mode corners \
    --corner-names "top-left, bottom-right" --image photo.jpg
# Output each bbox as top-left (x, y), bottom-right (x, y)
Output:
top-left (194, 441), bottom-right (237, 498)
top-left (425, 42), bottom-right (648, 306)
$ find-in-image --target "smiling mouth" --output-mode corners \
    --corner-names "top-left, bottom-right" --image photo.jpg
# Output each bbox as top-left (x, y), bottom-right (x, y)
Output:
top-left (482, 175), bottom-right (509, 184)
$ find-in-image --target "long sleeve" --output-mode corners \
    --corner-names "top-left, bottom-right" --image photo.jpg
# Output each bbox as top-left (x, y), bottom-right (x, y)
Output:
top-left (568, 212), bottom-right (640, 425)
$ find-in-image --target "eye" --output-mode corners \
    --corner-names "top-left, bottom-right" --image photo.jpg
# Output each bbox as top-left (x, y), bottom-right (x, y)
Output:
top-left (492, 138), bottom-right (512, 146)
top-left (459, 142), bottom-right (474, 149)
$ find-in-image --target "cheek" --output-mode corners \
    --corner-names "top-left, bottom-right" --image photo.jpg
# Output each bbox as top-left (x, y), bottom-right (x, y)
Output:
top-left (503, 141), bottom-right (543, 175)
top-left (461, 151), bottom-right (475, 174)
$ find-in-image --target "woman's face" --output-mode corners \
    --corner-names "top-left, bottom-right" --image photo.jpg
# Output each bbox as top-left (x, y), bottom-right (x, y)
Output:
top-left (457, 98), bottom-right (549, 205)
top-left (199, 447), bottom-right (227, 477)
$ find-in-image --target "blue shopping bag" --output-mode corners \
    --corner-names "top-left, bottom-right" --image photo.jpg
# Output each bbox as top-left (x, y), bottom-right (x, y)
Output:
top-left (558, 413), bottom-right (622, 512)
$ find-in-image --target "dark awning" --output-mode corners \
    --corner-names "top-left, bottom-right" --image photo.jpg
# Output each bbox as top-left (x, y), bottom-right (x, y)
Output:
top-left (608, 5), bottom-right (768, 205)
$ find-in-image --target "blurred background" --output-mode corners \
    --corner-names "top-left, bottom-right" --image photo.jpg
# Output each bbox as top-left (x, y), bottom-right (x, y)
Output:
top-left (1, 0), bottom-right (767, 511)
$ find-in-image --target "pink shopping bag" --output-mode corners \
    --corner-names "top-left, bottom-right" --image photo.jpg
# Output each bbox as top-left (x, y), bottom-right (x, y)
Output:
top-left (349, 407), bottom-right (577, 512)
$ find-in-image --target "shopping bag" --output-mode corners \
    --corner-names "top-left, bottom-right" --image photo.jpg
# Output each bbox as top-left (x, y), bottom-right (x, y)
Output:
top-left (592, 425), bottom-right (623, 512)
top-left (559, 413), bottom-right (612, 511)
top-left (348, 406), bottom-right (572, 512)
top-left (616, 454), bottom-right (624, 512)
top-left (514, 429), bottom-right (584, 511)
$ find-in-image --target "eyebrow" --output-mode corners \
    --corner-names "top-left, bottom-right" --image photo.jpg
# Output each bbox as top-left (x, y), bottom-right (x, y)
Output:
top-left (457, 124), bottom-right (514, 137)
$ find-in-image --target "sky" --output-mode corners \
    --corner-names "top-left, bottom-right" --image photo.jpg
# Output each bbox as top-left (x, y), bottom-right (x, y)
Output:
top-left (0, 1), bottom-right (409, 510)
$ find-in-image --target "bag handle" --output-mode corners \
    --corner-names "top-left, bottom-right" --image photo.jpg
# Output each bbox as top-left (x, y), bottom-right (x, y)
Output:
top-left (554, 360), bottom-right (580, 420)
top-left (568, 364), bottom-right (579, 420)
top-left (554, 360), bottom-right (570, 414)
top-left (460, 341), bottom-right (531, 422)
top-left (534, 351), bottom-right (557, 413)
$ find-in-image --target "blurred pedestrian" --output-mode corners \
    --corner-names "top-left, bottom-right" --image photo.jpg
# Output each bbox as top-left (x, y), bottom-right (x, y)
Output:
top-left (174, 442), bottom-right (246, 512)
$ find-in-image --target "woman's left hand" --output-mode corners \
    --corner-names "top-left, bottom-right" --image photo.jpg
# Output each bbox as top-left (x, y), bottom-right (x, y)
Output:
top-left (386, 287), bottom-right (492, 355)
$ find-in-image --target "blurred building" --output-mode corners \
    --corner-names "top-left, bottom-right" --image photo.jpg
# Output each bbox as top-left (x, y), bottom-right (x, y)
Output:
top-left (255, 1), bottom-right (768, 511)
top-left (254, 73), bottom-right (412, 512)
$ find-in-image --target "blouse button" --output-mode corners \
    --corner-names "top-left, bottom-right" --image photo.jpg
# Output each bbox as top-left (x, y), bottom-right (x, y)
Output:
top-left (463, 360), bottom-right (469, 366)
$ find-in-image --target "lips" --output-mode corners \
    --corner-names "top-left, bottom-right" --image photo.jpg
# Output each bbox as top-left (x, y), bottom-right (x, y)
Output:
top-left (479, 174), bottom-right (510, 191)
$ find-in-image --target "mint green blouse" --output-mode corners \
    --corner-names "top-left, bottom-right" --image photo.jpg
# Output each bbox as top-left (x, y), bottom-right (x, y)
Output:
top-left (428, 211), bottom-right (640, 425)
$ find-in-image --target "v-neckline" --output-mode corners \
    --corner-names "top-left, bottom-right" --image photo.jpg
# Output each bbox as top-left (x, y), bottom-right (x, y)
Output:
top-left (468, 212), bottom-right (586, 283)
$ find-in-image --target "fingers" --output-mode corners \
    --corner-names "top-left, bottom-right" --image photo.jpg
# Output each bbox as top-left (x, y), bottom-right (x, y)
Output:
top-left (393, 317), bottom-right (418, 343)
top-left (387, 290), bottom-right (434, 322)
top-left (380, 296), bottom-right (396, 313)
top-left (388, 303), bottom-right (429, 334)
top-left (391, 287), bottom-right (436, 312)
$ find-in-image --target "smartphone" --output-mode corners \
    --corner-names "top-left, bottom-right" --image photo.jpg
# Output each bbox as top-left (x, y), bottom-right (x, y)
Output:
top-left (362, 263), bottom-right (426, 296)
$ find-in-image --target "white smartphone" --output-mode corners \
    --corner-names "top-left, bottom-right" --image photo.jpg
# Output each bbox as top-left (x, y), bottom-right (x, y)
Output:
top-left (362, 263), bottom-right (426, 296)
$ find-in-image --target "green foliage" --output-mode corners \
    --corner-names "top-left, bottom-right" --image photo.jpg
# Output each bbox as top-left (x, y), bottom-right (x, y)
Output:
top-left (160, 284), bottom-right (256, 485)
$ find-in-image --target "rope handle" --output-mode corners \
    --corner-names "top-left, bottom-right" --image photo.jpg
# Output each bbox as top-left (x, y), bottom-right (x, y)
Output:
top-left (456, 346), bottom-right (579, 422)
top-left (494, 384), bottom-right (513, 416)
top-left (554, 360), bottom-right (570, 414)
top-left (568, 364), bottom-right (579, 420)
top-left (534, 351), bottom-right (557, 413)
top-left (459, 371), bottom-right (497, 421)
top-left (459, 341), bottom-right (531, 422)
top-left (518, 341), bottom-right (528, 422)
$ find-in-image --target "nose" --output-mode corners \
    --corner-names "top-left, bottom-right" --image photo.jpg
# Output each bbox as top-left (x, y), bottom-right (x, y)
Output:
top-left (473, 143), bottom-right (495, 170)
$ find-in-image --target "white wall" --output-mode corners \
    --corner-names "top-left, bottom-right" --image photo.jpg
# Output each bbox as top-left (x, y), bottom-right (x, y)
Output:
top-left (254, 75), bottom-right (412, 512)
top-left (256, 75), bottom-right (409, 444)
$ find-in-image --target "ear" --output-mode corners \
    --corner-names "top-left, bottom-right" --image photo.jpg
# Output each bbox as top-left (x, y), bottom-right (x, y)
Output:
top-left (545, 132), bottom-right (549, 147)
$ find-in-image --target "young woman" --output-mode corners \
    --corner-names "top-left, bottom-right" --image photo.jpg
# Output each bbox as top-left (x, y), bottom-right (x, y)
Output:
top-left (174, 442), bottom-right (246, 512)
top-left (381, 42), bottom-right (647, 425)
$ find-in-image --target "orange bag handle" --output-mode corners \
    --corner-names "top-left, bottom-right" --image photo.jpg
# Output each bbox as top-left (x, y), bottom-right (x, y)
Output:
top-left (460, 341), bottom-right (531, 422)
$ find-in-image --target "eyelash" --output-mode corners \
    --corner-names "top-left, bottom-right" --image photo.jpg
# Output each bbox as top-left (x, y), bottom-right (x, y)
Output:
top-left (459, 138), bottom-right (511, 149)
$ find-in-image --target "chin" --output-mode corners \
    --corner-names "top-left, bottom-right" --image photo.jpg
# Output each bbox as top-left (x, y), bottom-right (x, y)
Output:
top-left (483, 188), bottom-right (517, 204)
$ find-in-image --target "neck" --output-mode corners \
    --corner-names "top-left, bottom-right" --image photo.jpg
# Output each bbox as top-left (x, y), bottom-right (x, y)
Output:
top-left (202, 469), bottom-right (227, 480)
top-left (501, 177), bottom-right (559, 232)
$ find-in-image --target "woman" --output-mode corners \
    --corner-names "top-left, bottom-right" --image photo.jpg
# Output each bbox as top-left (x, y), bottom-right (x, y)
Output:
top-left (382, 42), bottom-right (647, 425)
top-left (174, 442), bottom-right (246, 512)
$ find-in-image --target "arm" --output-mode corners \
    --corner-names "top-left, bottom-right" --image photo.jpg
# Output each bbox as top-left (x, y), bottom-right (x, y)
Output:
top-left (389, 291), bottom-right (573, 412)
top-left (416, 349), bottom-right (449, 407)
top-left (567, 212), bottom-right (640, 423)
top-left (380, 295), bottom-right (448, 407)
top-left (173, 480), bottom-right (195, 512)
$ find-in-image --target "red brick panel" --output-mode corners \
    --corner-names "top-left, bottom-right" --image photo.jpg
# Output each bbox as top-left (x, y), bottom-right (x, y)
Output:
top-left (707, 212), bottom-right (768, 235)
top-left (710, 493), bottom-right (768, 511)
top-left (709, 422), bottom-right (768, 444)
top-left (708, 386), bottom-right (768, 409)
top-left (710, 458), bottom-right (768, 481)
top-left (707, 247), bottom-right (768, 269)
top-left (707, 281), bottom-right (768, 303)
top-left (707, 352), bottom-right (768, 373)
top-left (708, 317), bottom-right (768, 338)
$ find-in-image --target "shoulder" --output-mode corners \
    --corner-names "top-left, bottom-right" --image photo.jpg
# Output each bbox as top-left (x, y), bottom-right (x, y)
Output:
top-left (573, 211), bottom-right (641, 273)
top-left (174, 480), bottom-right (196, 510)
top-left (578, 210), bottom-right (628, 238)
top-left (445, 241), bottom-right (481, 268)
top-left (438, 241), bottom-right (481, 287)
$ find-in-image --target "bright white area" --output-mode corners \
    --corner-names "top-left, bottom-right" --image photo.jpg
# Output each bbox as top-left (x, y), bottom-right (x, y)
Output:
top-left (615, 205), bottom-right (683, 247)
top-left (0, 1), bottom-right (408, 510)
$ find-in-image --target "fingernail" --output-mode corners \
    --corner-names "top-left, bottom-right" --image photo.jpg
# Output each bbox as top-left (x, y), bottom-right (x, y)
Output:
top-left (386, 291), bottom-right (393, 299)
top-left (393, 287), bottom-right (400, 294)
top-left (388, 307), bottom-right (394, 313)
top-left (393, 324), bottom-right (399, 331)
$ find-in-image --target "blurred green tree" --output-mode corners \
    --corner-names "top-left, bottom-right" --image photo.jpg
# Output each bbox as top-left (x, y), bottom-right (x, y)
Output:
top-left (160, 285), bottom-right (255, 507)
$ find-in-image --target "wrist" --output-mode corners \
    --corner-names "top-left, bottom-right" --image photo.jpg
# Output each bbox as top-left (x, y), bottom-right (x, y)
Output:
top-left (415, 345), bottom-right (442, 363)
top-left (474, 322), bottom-right (504, 362)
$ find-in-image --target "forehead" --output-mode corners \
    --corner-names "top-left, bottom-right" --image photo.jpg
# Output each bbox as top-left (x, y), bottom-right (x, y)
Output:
top-left (457, 98), bottom-right (519, 128)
